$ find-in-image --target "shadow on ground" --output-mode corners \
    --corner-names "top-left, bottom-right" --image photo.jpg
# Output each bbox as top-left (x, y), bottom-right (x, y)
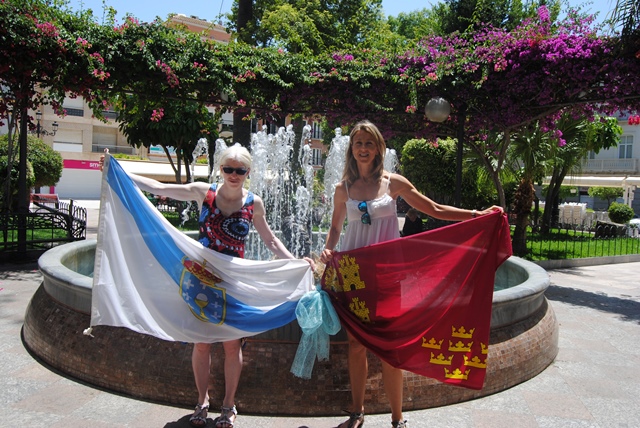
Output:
top-left (545, 284), bottom-right (640, 324)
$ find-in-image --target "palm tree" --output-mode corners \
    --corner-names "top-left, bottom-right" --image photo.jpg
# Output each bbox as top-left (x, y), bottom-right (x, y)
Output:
top-left (507, 125), bottom-right (552, 256)
top-left (611, 0), bottom-right (640, 56)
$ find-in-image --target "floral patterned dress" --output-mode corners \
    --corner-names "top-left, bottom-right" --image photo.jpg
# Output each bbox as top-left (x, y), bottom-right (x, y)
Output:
top-left (198, 184), bottom-right (254, 258)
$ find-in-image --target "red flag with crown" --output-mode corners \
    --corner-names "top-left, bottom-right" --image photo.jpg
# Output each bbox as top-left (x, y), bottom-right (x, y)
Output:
top-left (321, 211), bottom-right (512, 389)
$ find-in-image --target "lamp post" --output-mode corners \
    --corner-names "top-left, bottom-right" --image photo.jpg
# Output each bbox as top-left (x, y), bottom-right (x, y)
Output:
top-left (4, 106), bottom-right (14, 214)
top-left (454, 103), bottom-right (467, 208)
top-left (34, 111), bottom-right (59, 138)
top-left (425, 97), bottom-right (465, 207)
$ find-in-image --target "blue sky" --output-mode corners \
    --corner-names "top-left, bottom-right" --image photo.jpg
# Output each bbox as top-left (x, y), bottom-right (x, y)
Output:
top-left (67, 0), bottom-right (616, 26)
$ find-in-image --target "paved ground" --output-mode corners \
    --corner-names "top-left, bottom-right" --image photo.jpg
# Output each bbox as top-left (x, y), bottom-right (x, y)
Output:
top-left (1, 200), bottom-right (639, 427)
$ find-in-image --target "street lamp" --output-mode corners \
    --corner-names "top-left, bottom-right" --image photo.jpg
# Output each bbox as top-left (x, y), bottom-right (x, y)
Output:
top-left (424, 97), bottom-right (451, 123)
top-left (34, 111), bottom-right (58, 138)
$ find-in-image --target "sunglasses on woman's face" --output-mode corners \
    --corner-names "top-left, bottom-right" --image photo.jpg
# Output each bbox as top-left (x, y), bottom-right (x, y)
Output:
top-left (358, 201), bottom-right (371, 225)
top-left (222, 166), bottom-right (248, 176)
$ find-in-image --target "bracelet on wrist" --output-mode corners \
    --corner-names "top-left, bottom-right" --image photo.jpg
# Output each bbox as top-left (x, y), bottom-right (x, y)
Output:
top-left (471, 209), bottom-right (477, 218)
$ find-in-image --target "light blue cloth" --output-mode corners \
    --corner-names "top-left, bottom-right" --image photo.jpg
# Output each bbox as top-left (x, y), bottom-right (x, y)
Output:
top-left (290, 287), bottom-right (341, 379)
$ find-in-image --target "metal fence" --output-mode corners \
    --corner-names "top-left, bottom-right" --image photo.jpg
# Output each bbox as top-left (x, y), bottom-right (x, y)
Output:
top-left (150, 196), bottom-right (199, 225)
top-left (509, 214), bottom-right (640, 261)
top-left (1, 200), bottom-right (86, 260)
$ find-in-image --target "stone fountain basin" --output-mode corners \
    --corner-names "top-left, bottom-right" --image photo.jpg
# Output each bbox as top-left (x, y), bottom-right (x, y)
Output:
top-left (23, 239), bottom-right (558, 415)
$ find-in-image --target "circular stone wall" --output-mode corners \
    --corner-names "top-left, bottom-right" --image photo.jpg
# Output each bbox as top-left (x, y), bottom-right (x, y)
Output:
top-left (22, 240), bottom-right (558, 415)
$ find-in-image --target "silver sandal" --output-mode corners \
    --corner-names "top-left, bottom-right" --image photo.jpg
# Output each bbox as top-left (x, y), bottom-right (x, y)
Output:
top-left (189, 403), bottom-right (209, 427)
top-left (392, 420), bottom-right (407, 428)
top-left (215, 405), bottom-right (237, 428)
top-left (338, 411), bottom-right (365, 428)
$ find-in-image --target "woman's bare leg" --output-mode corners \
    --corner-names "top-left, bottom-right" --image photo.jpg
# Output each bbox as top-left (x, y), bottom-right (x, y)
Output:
top-left (381, 360), bottom-right (404, 424)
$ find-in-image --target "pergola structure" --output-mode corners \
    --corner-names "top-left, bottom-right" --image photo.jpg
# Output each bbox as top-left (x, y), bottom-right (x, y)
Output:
top-left (545, 175), bottom-right (640, 207)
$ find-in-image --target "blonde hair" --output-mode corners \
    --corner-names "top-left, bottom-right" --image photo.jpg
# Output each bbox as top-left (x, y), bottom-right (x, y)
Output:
top-left (343, 120), bottom-right (386, 185)
top-left (219, 143), bottom-right (252, 168)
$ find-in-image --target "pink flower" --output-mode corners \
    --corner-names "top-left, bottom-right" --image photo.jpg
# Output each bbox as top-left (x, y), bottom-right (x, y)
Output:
top-left (538, 6), bottom-right (550, 23)
top-left (92, 69), bottom-right (110, 81)
top-left (36, 22), bottom-right (59, 38)
top-left (150, 108), bottom-right (164, 122)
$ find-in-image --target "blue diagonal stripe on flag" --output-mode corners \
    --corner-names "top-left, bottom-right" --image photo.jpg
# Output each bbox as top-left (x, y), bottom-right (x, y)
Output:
top-left (91, 156), bottom-right (314, 343)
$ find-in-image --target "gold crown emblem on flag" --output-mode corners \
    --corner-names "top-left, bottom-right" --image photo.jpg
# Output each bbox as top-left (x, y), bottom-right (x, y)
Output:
top-left (444, 368), bottom-right (470, 380)
top-left (451, 326), bottom-right (475, 338)
top-left (183, 259), bottom-right (222, 285)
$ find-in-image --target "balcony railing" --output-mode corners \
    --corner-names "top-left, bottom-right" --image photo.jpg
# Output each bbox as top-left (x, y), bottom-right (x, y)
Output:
top-left (92, 144), bottom-right (134, 155)
top-left (581, 158), bottom-right (639, 174)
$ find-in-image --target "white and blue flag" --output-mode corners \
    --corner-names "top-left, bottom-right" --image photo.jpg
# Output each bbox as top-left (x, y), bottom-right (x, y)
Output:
top-left (91, 156), bottom-right (314, 343)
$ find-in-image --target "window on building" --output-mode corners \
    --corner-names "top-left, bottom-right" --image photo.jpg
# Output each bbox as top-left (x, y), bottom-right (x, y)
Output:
top-left (311, 148), bottom-right (323, 166)
top-left (311, 122), bottom-right (323, 140)
top-left (102, 110), bottom-right (119, 120)
top-left (53, 129), bottom-right (83, 153)
top-left (619, 135), bottom-right (633, 159)
top-left (268, 122), bottom-right (278, 134)
top-left (62, 95), bottom-right (85, 117)
top-left (92, 128), bottom-right (132, 154)
top-left (54, 142), bottom-right (83, 153)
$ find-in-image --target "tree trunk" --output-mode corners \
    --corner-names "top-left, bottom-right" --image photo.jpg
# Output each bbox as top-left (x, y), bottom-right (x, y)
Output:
top-left (236, 0), bottom-right (253, 42)
top-left (490, 169), bottom-right (506, 209)
top-left (511, 178), bottom-right (534, 257)
top-left (290, 114), bottom-right (304, 173)
top-left (541, 165), bottom-right (569, 234)
top-left (17, 103), bottom-right (29, 254)
top-left (467, 141), bottom-right (507, 209)
top-left (232, 109), bottom-right (252, 148)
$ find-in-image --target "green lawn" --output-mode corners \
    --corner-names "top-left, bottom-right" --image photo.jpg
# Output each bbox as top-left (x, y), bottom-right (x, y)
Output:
top-left (521, 226), bottom-right (640, 260)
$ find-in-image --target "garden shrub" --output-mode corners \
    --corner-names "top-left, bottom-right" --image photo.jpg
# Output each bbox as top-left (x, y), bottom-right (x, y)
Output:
top-left (608, 202), bottom-right (634, 224)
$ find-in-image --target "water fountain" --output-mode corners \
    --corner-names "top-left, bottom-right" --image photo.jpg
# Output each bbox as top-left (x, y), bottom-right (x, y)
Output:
top-left (23, 127), bottom-right (558, 415)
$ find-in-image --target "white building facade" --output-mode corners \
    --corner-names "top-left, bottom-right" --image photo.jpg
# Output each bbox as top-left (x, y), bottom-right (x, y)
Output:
top-left (563, 112), bottom-right (640, 215)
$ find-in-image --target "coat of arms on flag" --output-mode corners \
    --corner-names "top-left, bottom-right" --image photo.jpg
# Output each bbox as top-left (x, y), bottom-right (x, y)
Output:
top-left (180, 258), bottom-right (227, 324)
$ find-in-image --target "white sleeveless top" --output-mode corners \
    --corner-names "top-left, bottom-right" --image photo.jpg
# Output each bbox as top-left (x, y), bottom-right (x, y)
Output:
top-left (341, 177), bottom-right (400, 251)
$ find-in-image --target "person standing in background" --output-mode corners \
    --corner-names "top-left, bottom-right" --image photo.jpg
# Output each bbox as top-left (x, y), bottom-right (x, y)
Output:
top-left (401, 208), bottom-right (424, 236)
